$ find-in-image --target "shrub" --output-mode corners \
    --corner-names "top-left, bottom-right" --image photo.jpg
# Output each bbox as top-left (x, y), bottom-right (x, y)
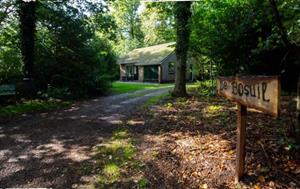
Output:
top-left (45, 85), bottom-right (71, 99)
top-left (188, 80), bottom-right (216, 96)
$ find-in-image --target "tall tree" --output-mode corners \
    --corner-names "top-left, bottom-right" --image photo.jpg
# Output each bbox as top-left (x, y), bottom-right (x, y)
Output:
top-left (109, 0), bottom-right (143, 54)
top-left (141, 2), bottom-right (175, 46)
top-left (172, 2), bottom-right (192, 97)
top-left (268, 0), bottom-right (300, 141)
top-left (18, 0), bottom-right (37, 94)
top-left (268, 0), bottom-right (291, 48)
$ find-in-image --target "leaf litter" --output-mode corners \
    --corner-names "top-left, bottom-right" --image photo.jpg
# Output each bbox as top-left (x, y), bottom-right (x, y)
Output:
top-left (128, 95), bottom-right (300, 189)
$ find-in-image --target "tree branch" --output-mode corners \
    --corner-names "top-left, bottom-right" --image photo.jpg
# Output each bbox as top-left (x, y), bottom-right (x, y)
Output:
top-left (268, 0), bottom-right (292, 48)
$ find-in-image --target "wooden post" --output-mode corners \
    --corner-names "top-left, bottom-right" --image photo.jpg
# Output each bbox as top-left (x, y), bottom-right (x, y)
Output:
top-left (296, 76), bottom-right (300, 143)
top-left (217, 76), bottom-right (280, 182)
top-left (235, 103), bottom-right (247, 182)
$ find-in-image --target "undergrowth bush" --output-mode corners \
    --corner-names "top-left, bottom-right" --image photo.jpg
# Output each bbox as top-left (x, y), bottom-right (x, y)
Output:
top-left (188, 80), bottom-right (216, 96)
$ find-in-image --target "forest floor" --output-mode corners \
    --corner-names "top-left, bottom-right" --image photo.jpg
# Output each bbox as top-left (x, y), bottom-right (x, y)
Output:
top-left (130, 95), bottom-right (300, 189)
top-left (0, 86), bottom-right (299, 189)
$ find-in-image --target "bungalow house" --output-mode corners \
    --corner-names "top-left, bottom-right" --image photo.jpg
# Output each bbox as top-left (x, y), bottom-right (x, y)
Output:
top-left (118, 42), bottom-right (192, 83)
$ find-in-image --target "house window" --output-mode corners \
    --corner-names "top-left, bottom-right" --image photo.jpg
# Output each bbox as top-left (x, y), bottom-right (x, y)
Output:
top-left (126, 65), bottom-right (134, 77)
top-left (168, 62), bottom-right (175, 74)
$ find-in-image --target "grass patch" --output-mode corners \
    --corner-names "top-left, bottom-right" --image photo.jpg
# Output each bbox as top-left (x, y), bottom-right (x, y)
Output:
top-left (93, 129), bottom-right (147, 188)
top-left (111, 82), bottom-right (173, 94)
top-left (0, 99), bottom-right (71, 117)
top-left (143, 92), bottom-right (171, 108)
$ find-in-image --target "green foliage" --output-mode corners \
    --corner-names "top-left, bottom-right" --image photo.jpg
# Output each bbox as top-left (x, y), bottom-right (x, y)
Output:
top-left (32, 1), bottom-right (117, 98)
top-left (141, 2), bottom-right (175, 46)
top-left (190, 0), bottom-right (300, 91)
top-left (45, 86), bottom-right (71, 99)
top-left (188, 80), bottom-right (216, 96)
top-left (0, 6), bottom-right (22, 83)
top-left (109, 1), bottom-right (176, 55)
top-left (109, 0), bottom-right (144, 55)
top-left (0, 0), bottom-right (118, 99)
top-left (138, 178), bottom-right (148, 188)
top-left (1, 0), bottom-right (299, 99)
top-left (191, 0), bottom-right (271, 74)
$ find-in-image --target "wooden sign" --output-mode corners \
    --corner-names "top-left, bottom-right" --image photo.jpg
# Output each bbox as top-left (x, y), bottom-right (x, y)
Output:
top-left (216, 75), bottom-right (281, 182)
top-left (217, 76), bottom-right (280, 116)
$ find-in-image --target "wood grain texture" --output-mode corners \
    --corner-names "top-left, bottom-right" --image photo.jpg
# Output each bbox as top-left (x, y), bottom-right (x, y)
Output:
top-left (235, 103), bottom-right (247, 182)
top-left (217, 76), bottom-right (280, 117)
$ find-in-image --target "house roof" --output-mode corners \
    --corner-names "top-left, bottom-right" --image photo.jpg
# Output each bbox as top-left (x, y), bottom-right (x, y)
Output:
top-left (118, 42), bottom-right (175, 66)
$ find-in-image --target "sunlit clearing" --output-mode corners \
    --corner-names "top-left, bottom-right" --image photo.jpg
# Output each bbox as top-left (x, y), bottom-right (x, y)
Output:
top-left (205, 105), bottom-right (223, 114)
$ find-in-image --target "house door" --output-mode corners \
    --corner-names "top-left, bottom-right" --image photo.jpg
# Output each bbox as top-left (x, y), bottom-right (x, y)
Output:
top-left (144, 66), bottom-right (158, 82)
top-left (126, 65), bottom-right (134, 80)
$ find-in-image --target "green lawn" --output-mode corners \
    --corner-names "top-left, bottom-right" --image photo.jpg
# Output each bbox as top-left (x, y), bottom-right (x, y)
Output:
top-left (110, 82), bottom-right (173, 95)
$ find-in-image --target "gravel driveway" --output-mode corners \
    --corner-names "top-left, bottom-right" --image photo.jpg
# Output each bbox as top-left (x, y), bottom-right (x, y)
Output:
top-left (0, 87), bottom-right (171, 188)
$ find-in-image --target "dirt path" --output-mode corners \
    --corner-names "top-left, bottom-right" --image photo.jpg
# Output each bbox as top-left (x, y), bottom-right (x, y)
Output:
top-left (0, 87), bottom-right (171, 188)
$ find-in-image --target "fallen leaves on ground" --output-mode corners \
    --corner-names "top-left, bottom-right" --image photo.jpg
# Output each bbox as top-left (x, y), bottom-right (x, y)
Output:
top-left (130, 95), bottom-right (300, 189)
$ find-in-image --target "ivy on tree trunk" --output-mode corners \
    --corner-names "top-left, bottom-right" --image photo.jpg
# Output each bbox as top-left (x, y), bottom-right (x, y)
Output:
top-left (173, 2), bottom-right (192, 97)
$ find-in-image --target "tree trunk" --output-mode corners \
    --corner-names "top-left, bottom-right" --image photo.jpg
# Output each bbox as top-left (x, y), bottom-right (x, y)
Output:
top-left (18, 0), bottom-right (37, 96)
top-left (268, 0), bottom-right (291, 48)
top-left (172, 2), bottom-right (192, 97)
top-left (296, 76), bottom-right (300, 143)
top-left (19, 0), bottom-right (37, 78)
top-left (269, 0), bottom-right (300, 142)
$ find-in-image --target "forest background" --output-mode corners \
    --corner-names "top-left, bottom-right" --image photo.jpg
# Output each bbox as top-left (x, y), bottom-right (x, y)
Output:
top-left (0, 0), bottom-right (299, 99)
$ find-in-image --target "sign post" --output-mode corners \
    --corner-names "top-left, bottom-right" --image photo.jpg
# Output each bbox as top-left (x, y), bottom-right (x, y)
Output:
top-left (236, 103), bottom-right (247, 182)
top-left (216, 75), bottom-right (280, 182)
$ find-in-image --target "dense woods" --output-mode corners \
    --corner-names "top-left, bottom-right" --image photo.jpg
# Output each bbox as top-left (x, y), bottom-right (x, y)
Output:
top-left (1, 0), bottom-right (300, 188)
top-left (1, 0), bottom-right (118, 99)
top-left (1, 0), bottom-right (299, 99)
